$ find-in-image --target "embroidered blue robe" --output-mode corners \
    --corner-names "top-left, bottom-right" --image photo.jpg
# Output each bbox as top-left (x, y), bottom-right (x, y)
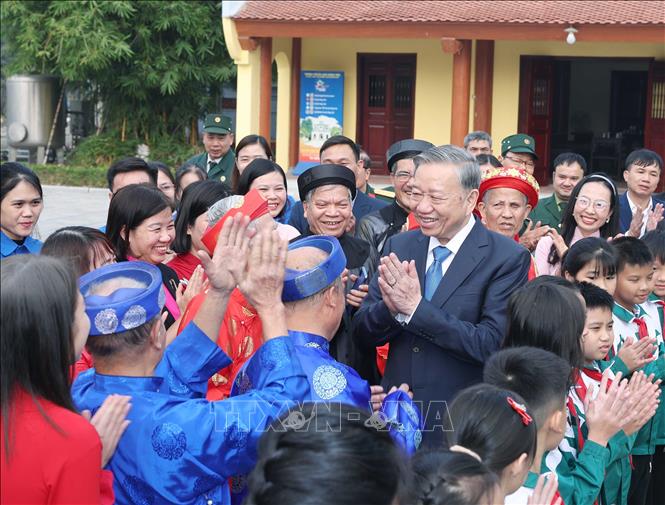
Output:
top-left (228, 330), bottom-right (422, 503)
top-left (72, 323), bottom-right (309, 505)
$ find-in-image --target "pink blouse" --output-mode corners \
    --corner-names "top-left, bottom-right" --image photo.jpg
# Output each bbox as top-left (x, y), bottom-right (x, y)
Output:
top-left (534, 227), bottom-right (600, 276)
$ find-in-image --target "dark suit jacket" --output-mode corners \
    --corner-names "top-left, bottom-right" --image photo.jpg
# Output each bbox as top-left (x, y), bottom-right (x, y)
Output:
top-left (618, 192), bottom-right (665, 234)
top-left (352, 220), bottom-right (531, 445)
top-left (288, 190), bottom-right (388, 234)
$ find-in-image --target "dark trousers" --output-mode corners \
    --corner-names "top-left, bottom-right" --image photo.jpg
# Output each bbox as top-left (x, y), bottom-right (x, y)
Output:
top-left (647, 445), bottom-right (665, 505)
top-left (628, 454), bottom-right (652, 505)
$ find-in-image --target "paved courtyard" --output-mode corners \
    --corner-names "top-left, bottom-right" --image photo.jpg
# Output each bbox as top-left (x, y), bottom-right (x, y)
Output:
top-left (37, 177), bottom-right (556, 241)
top-left (37, 185), bottom-right (110, 240)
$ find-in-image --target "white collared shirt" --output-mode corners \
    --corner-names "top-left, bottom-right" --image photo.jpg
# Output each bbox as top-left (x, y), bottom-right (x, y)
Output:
top-left (396, 215), bottom-right (476, 322)
top-left (206, 155), bottom-right (222, 173)
top-left (626, 192), bottom-right (652, 238)
top-left (425, 214), bottom-right (476, 279)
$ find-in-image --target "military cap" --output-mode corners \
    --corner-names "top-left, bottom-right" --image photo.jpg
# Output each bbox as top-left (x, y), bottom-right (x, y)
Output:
top-left (297, 164), bottom-right (356, 202)
top-left (386, 139), bottom-right (435, 172)
top-left (203, 114), bottom-right (232, 135)
top-left (501, 134), bottom-right (538, 159)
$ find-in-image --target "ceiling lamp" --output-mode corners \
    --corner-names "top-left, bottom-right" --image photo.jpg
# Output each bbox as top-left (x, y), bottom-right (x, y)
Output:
top-left (565, 26), bottom-right (578, 45)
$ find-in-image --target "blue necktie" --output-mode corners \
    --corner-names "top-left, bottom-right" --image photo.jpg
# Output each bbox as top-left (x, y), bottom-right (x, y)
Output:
top-left (424, 246), bottom-right (451, 301)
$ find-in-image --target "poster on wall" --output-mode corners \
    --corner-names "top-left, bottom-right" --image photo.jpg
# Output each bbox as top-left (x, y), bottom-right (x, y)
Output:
top-left (293, 70), bottom-right (344, 174)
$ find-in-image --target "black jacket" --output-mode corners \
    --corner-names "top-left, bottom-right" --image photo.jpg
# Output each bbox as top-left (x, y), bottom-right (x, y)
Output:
top-left (356, 201), bottom-right (409, 280)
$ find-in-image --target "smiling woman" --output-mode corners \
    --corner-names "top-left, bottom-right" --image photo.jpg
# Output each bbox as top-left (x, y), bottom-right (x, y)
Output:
top-left (106, 184), bottom-right (181, 328)
top-left (0, 163), bottom-right (44, 258)
top-left (534, 173), bottom-right (620, 276)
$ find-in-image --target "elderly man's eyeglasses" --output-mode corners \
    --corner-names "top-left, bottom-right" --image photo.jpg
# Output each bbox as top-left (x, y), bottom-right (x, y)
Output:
top-left (504, 155), bottom-right (535, 169)
top-left (394, 171), bottom-right (412, 181)
top-left (575, 196), bottom-right (610, 212)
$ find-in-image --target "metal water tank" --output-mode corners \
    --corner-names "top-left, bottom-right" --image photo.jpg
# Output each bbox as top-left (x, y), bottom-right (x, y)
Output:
top-left (6, 75), bottom-right (65, 148)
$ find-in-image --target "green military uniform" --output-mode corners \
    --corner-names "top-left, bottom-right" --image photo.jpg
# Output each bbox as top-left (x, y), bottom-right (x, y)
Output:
top-left (373, 185), bottom-right (395, 203)
top-left (183, 114), bottom-right (235, 184)
top-left (529, 194), bottom-right (565, 230)
top-left (544, 360), bottom-right (635, 505)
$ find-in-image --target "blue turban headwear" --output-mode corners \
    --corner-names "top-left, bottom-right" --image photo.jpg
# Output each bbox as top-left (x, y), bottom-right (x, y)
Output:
top-left (282, 236), bottom-right (346, 302)
top-left (79, 261), bottom-right (165, 336)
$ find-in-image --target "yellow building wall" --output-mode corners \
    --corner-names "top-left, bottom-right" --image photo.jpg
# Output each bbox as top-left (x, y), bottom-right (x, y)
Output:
top-left (492, 41), bottom-right (665, 152)
top-left (272, 38), bottom-right (292, 168)
top-left (224, 14), bottom-right (665, 171)
top-left (301, 38), bottom-right (454, 148)
top-left (222, 17), bottom-right (261, 141)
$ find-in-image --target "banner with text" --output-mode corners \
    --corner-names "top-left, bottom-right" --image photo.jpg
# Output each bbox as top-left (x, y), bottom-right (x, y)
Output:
top-left (295, 70), bottom-right (344, 174)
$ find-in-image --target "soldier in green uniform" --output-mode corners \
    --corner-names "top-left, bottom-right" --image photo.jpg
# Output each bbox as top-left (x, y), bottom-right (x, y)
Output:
top-left (499, 133), bottom-right (538, 176)
top-left (529, 153), bottom-right (587, 230)
top-left (183, 114), bottom-right (235, 184)
top-left (499, 133), bottom-right (553, 251)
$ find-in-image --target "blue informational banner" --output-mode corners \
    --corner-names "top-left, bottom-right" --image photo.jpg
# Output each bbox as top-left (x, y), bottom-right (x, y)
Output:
top-left (294, 70), bottom-right (344, 174)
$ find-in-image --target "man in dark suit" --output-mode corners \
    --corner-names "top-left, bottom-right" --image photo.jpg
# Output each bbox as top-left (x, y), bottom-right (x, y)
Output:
top-left (353, 145), bottom-right (531, 446)
top-left (619, 149), bottom-right (664, 237)
top-left (289, 135), bottom-right (386, 233)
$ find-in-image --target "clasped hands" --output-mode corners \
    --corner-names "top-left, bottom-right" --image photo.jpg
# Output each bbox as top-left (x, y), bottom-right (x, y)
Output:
top-left (196, 214), bottom-right (287, 311)
top-left (627, 202), bottom-right (664, 237)
top-left (377, 253), bottom-right (422, 317)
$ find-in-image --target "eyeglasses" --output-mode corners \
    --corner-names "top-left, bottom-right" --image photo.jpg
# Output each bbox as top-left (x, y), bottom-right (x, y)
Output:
top-left (394, 171), bottom-right (412, 181)
top-left (504, 155), bottom-right (535, 169)
top-left (575, 196), bottom-right (610, 212)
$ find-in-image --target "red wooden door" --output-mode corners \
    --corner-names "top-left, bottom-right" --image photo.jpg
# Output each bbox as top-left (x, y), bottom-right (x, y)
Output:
top-left (357, 54), bottom-right (416, 175)
top-left (518, 57), bottom-right (555, 185)
top-left (645, 60), bottom-right (665, 191)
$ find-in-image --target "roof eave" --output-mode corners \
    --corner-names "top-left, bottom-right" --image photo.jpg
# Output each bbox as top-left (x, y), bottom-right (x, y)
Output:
top-left (231, 18), bottom-right (665, 48)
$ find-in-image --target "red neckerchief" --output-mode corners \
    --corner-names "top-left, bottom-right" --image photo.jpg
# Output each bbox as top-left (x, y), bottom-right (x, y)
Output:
top-left (567, 368), bottom-right (612, 450)
top-left (552, 490), bottom-right (563, 505)
top-left (632, 315), bottom-right (649, 339)
top-left (654, 300), bottom-right (665, 336)
top-left (566, 367), bottom-right (609, 505)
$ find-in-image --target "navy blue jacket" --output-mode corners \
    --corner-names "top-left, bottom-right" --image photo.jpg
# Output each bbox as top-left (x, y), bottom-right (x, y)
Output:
top-left (352, 220), bottom-right (531, 446)
top-left (288, 190), bottom-right (388, 234)
top-left (618, 191), bottom-right (665, 234)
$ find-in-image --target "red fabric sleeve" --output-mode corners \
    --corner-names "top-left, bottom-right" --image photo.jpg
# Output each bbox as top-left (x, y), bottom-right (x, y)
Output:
top-left (71, 349), bottom-right (95, 381)
top-left (99, 469), bottom-right (115, 505)
top-left (178, 291), bottom-right (206, 334)
top-left (47, 421), bottom-right (104, 504)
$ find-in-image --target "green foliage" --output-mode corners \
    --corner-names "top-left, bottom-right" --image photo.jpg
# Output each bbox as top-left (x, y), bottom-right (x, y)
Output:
top-left (300, 118), bottom-right (312, 140)
top-left (1, 0), bottom-right (235, 142)
top-left (66, 130), bottom-right (200, 168)
top-left (29, 163), bottom-right (108, 188)
top-left (66, 131), bottom-right (139, 166)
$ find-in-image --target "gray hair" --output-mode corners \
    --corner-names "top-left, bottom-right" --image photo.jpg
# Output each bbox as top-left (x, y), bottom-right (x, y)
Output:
top-left (304, 185), bottom-right (353, 204)
top-left (463, 131), bottom-right (492, 148)
top-left (482, 188), bottom-right (528, 206)
top-left (413, 145), bottom-right (481, 191)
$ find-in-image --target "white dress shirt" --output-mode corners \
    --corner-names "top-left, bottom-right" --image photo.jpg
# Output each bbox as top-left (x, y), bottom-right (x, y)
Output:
top-left (206, 155), bottom-right (222, 173)
top-left (396, 215), bottom-right (476, 323)
top-left (626, 192), bottom-right (651, 238)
